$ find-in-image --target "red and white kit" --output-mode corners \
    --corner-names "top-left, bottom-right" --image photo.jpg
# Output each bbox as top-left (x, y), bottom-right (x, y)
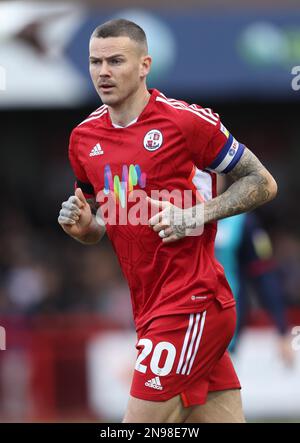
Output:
top-left (69, 89), bottom-right (244, 404)
top-left (131, 299), bottom-right (240, 406)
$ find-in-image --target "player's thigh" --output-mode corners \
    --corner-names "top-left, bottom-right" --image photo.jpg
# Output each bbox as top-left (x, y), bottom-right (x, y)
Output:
top-left (184, 388), bottom-right (245, 423)
top-left (123, 394), bottom-right (190, 423)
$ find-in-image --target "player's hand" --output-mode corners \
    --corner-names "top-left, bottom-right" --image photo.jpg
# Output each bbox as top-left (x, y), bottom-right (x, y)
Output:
top-left (147, 197), bottom-right (189, 243)
top-left (148, 197), bottom-right (204, 243)
top-left (58, 188), bottom-right (93, 239)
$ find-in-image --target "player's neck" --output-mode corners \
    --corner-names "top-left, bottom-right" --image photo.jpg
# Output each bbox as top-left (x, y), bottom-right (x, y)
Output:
top-left (108, 87), bottom-right (151, 128)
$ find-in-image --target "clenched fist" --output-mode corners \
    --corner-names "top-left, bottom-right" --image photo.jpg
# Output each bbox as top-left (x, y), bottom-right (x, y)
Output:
top-left (58, 188), bottom-right (93, 240)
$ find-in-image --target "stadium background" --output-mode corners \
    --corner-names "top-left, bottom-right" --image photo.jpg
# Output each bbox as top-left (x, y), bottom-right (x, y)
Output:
top-left (0, 0), bottom-right (300, 422)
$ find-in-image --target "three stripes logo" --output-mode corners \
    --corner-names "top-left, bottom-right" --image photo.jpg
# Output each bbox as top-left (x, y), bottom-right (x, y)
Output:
top-left (89, 143), bottom-right (104, 157)
top-left (176, 311), bottom-right (206, 376)
top-left (145, 376), bottom-right (163, 390)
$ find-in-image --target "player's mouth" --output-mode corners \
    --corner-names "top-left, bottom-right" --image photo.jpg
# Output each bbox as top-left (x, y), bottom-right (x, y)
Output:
top-left (99, 84), bottom-right (115, 93)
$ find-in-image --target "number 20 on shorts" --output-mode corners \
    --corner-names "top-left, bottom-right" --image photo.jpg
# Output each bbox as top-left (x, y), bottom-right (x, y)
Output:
top-left (135, 339), bottom-right (176, 376)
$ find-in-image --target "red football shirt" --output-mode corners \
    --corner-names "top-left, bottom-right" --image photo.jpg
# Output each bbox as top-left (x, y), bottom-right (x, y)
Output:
top-left (68, 89), bottom-right (245, 331)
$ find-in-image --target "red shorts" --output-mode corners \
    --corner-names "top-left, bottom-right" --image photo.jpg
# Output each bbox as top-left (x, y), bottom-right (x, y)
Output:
top-left (130, 299), bottom-right (241, 407)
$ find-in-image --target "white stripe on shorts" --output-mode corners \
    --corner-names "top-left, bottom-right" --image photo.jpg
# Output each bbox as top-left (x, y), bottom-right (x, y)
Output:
top-left (181, 313), bottom-right (201, 375)
top-left (187, 310), bottom-right (206, 375)
top-left (176, 314), bottom-right (194, 374)
top-left (176, 311), bottom-right (207, 375)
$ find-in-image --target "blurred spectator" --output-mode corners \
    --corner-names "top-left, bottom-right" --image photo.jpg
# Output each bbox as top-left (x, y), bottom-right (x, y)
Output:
top-left (273, 231), bottom-right (300, 307)
top-left (0, 205), bottom-right (132, 323)
top-left (215, 177), bottom-right (294, 366)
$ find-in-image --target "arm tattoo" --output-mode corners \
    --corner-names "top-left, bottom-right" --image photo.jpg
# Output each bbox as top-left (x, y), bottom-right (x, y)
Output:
top-left (204, 148), bottom-right (277, 224)
top-left (172, 224), bottom-right (186, 238)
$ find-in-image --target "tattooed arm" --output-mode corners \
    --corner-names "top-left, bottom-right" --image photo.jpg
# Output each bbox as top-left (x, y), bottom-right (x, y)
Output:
top-left (58, 188), bottom-right (106, 245)
top-left (148, 147), bottom-right (277, 243)
top-left (203, 147), bottom-right (277, 224)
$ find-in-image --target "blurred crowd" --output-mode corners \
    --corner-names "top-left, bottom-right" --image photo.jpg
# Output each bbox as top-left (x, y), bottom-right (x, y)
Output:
top-left (0, 206), bottom-right (133, 327)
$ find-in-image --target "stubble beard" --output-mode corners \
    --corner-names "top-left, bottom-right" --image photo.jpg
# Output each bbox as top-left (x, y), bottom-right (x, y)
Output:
top-left (98, 88), bottom-right (127, 109)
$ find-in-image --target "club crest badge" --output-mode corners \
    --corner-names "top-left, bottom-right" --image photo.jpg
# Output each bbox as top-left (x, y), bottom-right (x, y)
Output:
top-left (143, 130), bottom-right (163, 151)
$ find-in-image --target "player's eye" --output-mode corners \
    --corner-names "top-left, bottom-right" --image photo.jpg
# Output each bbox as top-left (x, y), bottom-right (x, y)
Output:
top-left (110, 59), bottom-right (123, 65)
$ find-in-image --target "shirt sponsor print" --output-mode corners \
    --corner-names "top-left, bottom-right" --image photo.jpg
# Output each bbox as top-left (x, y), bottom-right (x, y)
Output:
top-left (103, 164), bottom-right (147, 208)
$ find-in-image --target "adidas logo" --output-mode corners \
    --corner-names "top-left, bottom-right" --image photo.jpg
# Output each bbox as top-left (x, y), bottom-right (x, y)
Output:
top-left (89, 143), bottom-right (104, 157)
top-left (145, 376), bottom-right (163, 390)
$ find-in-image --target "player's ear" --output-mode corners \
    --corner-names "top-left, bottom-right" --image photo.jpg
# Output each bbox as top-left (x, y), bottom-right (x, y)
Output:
top-left (140, 55), bottom-right (152, 78)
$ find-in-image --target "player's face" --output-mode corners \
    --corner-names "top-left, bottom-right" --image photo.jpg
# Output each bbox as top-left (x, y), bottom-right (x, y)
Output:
top-left (89, 36), bottom-right (151, 108)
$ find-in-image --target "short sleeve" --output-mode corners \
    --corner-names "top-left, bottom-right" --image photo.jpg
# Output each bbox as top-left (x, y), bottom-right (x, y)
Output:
top-left (69, 130), bottom-right (95, 198)
top-left (183, 104), bottom-right (245, 174)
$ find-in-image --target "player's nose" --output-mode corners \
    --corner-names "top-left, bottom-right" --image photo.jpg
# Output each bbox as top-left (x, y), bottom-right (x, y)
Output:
top-left (99, 61), bottom-right (110, 77)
